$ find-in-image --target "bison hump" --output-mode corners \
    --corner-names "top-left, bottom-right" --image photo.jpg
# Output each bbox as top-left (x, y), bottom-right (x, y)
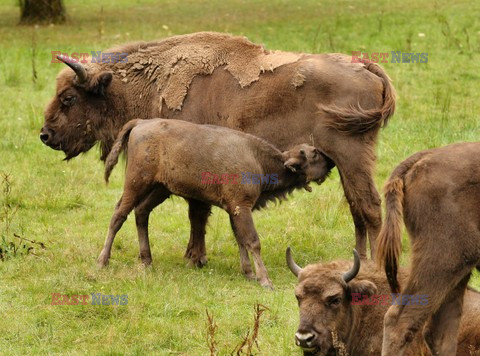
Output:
top-left (119, 32), bottom-right (301, 110)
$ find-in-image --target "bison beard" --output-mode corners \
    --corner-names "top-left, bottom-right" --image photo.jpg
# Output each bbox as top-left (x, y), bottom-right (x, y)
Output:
top-left (41, 32), bottom-right (396, 262)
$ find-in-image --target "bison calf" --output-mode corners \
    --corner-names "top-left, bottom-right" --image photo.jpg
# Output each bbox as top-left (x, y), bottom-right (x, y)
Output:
top-left (98, 118), bottom-right (333, 288)
top-left (376, 142), bottom-right (480, 355)
top-left (287, 248), bottom-right (480, 355)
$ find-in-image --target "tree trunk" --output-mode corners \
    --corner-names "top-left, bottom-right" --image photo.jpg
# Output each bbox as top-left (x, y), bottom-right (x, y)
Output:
top-left (19, 0), bottom-right (66, 25)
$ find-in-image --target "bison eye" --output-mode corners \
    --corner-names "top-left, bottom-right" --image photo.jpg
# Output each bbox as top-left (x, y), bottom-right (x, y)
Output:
top-left (327, 296), bottom-right (341, 307)
top-left (61, 95), bottom-right (77, 106)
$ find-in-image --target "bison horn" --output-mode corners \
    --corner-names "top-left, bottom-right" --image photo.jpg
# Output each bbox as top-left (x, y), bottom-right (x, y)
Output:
top-left (286, 247), bottom-right (303, 277)
top-left (57, 55), bottom-right (88, 83)
top-left (342, 249), bottom-right (360, 283)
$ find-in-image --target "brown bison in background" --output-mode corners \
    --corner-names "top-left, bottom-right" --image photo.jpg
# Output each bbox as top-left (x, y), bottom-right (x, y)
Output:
top-left (100, 118), bottom-right (332, 288)
top-left (41, 32), bottom-right (396, 263)
top-left (287, 248), bottom-right (480, 355)
top-left (376, 142), bottom-right (480, 355)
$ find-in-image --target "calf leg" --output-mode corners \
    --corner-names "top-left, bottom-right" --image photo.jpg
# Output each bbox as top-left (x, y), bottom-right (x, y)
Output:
top-left (98, 193), bottom-right (139, 267)
top-left (98, 171), bottom-right (153, 267)
top-left (134, 187), bottom-right (171, 266)
top-left (184, 199), bottom-right (211, 267)
top-left (228, 214), bottom-right (255, 281)
top-left (422, 274), bottom-right (470, 356)
top-left (229, 206), bottom-right (273, 289)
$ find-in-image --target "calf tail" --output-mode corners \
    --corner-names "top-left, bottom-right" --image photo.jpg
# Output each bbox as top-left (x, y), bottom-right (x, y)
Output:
top-left (320, 62), bottom-right (396, 135)
top-left (104, 119), bottom-right (142, 183)
top-left (376, 150), bottom-right (429, 293)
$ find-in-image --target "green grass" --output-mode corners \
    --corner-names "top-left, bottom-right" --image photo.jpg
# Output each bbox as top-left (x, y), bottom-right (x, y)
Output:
top-left (0, 0), bottom-right (479, 354)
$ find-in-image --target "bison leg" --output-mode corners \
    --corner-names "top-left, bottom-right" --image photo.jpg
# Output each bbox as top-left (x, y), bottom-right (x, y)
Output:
top-left (422, 273), bottom-right (470, 356)
top-left (348, 203), bottom-right (368, 259)
top-left (98, 194), bottom-right (138, 267)
top-left (228, 215), bottom-right (255, 281)
top-left (134, 187), bottom-right (171, 266)
top-left (382, 261), bottom-right (473, 355)
top-left (325, 140), bottom-right (381, 260)
top-left (184, 199), bottom-right (211, 268)
top-left (229, 206), bottom-right (273, 289)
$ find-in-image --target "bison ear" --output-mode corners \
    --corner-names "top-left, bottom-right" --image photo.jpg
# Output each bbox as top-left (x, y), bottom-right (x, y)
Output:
top-left (86, 71), bottom-right (113, 96)
top-left (347, 280), bottom-right (377, 298)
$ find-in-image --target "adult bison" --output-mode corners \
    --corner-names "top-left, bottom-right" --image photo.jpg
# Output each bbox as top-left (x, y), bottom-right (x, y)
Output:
top-left (40, 32), bottom-right (395, 264)
top-left (287, 248), bottom-right (480, 355)
top-left (376, 142), bottom-right (480, 355)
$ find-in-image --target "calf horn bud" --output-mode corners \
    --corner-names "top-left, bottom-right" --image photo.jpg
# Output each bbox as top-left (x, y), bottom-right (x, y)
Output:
top-left (57, 55), bottom-right (88, 83)
top-left (286, 247), bottom-right (302, 277)
top-left (342, 249), bottom-right (360, 283)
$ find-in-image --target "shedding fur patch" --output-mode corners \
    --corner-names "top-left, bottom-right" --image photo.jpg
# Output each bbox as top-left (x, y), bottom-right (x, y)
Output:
top-left (291, 71), bottom-right (306, 88)
top-left (109, 32), bottom-right (301, 110)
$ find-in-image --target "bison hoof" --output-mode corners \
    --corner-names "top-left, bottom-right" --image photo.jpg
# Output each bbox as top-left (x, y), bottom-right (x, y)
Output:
top-left (186, 256), bottom-right (208, 268)
top-left (196, 257), bottom-right (208, 268)
top-left (244, 271), bottom-right (256, 280)
top-left (260, 279), bottom-right (274, 290)
top-left (97, 254), bottom-right (110, 268)
top-left (139, 255), bottom-right (153, 266)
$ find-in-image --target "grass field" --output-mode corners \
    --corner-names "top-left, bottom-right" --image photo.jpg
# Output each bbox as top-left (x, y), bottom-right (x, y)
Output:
top-left (0, 0), bottom-right (479, 354)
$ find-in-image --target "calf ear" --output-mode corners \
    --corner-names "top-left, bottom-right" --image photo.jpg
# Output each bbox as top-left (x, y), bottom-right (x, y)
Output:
top-left (85, 71), bottom-right (113, 96)
top-left (347, 280), bottom-right (377, 297)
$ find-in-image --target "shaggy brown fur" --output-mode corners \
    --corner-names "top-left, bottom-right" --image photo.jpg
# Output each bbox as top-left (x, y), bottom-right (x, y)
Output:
top-left (376, 142), bottom-right (480, 355)
top-left (41, 32), bottom-right (396, 263)
top-left (98, 118), bottom-right (333, 288)
top-left (107, 32), bottom-right (301, 110)
top-left (289, 250), bottom-right (480, 355)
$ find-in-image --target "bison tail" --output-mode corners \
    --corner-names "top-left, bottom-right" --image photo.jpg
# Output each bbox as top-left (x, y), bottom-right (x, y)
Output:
top-left (364, 62), bottom-right (396, 128)
top-left (375, 151), bottom-right (429, 293)
top-left (319, 62), bottom-right (396, 135)
top-left (375, 175), bottom-right (404, 293)
top-left (104, 119), bottom-right (142, 183)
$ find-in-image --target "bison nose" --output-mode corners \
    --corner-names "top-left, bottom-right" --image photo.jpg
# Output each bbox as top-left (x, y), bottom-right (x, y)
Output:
top-left (40, 132), bottom-right (49, 143)
top-left (40, 127), bottom-right (54, 145)
top-left (295, 331), bottom-right (317, 348)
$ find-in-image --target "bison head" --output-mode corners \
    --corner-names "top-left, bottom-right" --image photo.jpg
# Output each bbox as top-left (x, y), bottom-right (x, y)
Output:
top-left (41, 55), bottom-right (120, 160)
top-left (283, 144), bottom-right (334, 185)
top-left (286, 248), bottom-right (377, 355)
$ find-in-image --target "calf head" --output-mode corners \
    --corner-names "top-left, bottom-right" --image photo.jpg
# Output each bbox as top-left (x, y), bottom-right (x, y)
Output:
top-left (287, 248), bottom-right (377, 355)
top-left (283, 144), bottom-right (334, 185)
top-left (41, 55), bottom-right (120, 160)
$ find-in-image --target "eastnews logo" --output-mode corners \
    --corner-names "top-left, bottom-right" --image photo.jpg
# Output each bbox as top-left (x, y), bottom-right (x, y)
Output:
top-left (351, 51), bottom-right (428, 64)
top-left (201, 172), bottom-right (279, 185)
top-left (51, 293), bottom-right (128, 305)
top-left (51, 51), bottom-right (128, 64)
top-left (351, 293), bottom-right (428, 306)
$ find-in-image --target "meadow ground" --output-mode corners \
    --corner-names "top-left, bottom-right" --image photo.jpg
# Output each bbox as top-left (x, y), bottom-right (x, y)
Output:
top-left (0, 0), bottom-right (479, 354)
